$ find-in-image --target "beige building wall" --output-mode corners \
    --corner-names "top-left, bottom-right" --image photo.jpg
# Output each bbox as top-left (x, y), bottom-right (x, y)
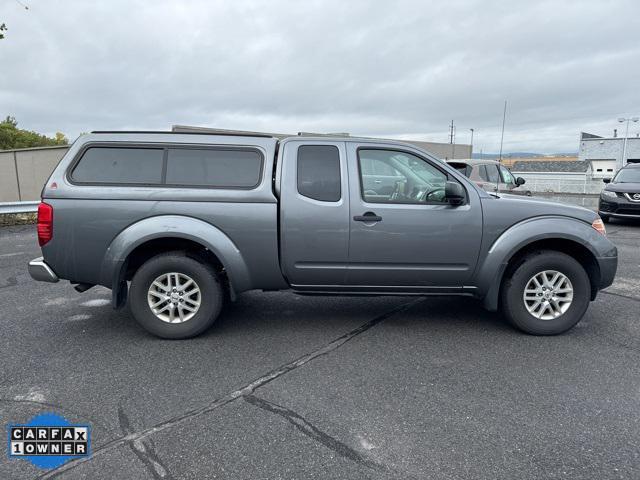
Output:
top-left (0, 146), bottom-right (70, 202)
top-left (15, 147), bottom-right (68, 200)
top-left (0, 151), bottom-right (20, 202)
top-left (403, 140), bottom-right (472, 160)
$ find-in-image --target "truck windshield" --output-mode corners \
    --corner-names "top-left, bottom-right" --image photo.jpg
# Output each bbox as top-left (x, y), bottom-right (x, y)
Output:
top-left (614, 168), bottom-right (640, 183)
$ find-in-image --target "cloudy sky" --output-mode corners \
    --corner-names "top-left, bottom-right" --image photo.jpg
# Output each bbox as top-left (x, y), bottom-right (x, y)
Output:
top-left (2, 0), bottom-right (639, 153)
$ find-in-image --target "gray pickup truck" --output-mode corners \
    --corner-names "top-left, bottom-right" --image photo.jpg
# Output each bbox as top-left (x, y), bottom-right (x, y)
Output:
top-left (28, 131), bottom-right (617, 338)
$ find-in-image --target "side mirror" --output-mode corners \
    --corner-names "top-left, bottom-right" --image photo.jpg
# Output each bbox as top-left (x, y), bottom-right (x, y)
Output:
top-left (516, 176), bottom-right (526, 186)
top-left (602, 178), bottom-right (611, 184)
top-left (445, 181), bottom-right (465, 206)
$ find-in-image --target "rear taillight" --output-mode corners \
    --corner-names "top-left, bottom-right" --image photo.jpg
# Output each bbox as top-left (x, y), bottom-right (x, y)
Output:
top-left (37, 202), bottom-right (53, 246)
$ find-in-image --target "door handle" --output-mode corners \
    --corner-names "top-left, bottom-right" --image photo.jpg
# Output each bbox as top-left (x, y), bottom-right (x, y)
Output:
top-left (374, 180), bottom-right (382, 184)
top-left (353, 212), bottom-right (382, 222)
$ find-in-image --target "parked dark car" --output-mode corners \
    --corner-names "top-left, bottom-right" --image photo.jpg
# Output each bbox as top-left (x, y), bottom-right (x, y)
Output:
top-left (599, 163), bottom-right (640, 222)
top-left (28, 131), bottom-right (616, 338)
top-left (446, 159), bottom-right (531, 195)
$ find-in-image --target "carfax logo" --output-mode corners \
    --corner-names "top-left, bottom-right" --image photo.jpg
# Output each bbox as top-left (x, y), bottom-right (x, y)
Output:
top-left (7, 413), bottom-right (90, 469)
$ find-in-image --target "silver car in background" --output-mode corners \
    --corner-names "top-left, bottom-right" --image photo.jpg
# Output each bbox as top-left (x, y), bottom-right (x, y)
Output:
top-left (446, 159), bottom-right (531, 195)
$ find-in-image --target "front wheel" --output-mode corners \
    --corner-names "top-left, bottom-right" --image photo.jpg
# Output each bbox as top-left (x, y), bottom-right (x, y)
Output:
top-left (129, 252), bottom-right (223, 339)
top-left (501, 250), bottom-right (591, 335)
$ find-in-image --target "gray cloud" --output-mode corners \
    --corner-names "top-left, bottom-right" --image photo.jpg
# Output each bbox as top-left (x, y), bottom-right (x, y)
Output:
top-left (2, 0), bottom-right (639, 153)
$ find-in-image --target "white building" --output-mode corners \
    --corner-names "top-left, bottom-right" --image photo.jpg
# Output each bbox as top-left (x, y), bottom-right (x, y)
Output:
top-left (578, 131), bottom-right (640, 175)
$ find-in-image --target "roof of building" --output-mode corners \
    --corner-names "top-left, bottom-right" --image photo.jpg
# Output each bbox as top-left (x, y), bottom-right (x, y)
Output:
top-left (580, 131), bottom-right (640, 142)
top-left (580, 132), bottom-right (603, 140)
top-left (511, 160), bottom-right (590, 172)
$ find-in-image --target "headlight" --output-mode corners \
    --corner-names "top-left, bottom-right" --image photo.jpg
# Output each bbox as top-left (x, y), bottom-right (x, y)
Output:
top-left (600, 190), bottom-right (618, 200)
top-left (592, 218), bottom-right (606, 236)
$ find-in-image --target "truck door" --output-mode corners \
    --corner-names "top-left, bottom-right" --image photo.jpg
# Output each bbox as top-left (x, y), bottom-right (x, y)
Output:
top-left (346, 143), bottom-right (483, 287)
top-left (279, 140), bottom-right (350, 287)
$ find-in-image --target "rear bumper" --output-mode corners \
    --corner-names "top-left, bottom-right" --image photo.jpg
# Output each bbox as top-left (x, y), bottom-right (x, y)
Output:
top-left (28, 257), bottom-right (59, 283)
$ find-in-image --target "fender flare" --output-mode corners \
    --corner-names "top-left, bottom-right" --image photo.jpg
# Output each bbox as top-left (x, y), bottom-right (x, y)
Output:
top-left (476, 216), bottom-right (610, 311)
top-left (100, 215), bottom-right (251, 307)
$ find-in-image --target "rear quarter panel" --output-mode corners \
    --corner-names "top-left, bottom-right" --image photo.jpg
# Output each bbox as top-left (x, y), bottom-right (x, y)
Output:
top-left (42, 199), bottom-right (286, 291)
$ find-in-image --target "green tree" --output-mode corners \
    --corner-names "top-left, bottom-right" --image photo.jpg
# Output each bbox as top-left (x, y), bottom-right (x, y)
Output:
top-left (0, 116), bottom-right (69, 150)
top-left (0, 23), bottom-right (6, 40)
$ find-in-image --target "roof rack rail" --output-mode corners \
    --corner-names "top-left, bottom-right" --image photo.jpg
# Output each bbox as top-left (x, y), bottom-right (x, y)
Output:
top-left (90, 129), bottom-right (274, 138)
top-left (171, 125), bottom-right (278, 138)
top-left (297, 132), bottom-right (350, 137)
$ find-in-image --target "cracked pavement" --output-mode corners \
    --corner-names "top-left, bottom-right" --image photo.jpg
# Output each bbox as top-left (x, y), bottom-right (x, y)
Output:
top-left (1, 218), bottom-right (640, 479)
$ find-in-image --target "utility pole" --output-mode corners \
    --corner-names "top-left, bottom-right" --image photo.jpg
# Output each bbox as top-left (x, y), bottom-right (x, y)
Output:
top-left (470, 128), bottom-right (474, 158)
top-left (449, 120), bottom-right (456, 159)
top-left (618, 116), bottom-right (639, 170)
top-left (498, 100), bottom-right (507, 163)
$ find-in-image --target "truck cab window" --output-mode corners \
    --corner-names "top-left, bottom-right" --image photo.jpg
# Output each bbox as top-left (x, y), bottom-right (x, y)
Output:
top-left (297, 145), bottom-right (341, 202)
top-left (358, 149), bottom-right (449, 203)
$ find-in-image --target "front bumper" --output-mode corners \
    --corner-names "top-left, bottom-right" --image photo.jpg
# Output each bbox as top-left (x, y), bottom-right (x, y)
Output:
top-left (599, 195), bottom-right (640, 218)
top-left (28, 257), bottom-right (59, 283)
top-left (597, 255), bottom-right (618, 290)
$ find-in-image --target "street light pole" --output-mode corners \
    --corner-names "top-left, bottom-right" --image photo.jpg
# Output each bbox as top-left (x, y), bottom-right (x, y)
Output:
top-left (470, 128), bottom-right (474, 157)
top-left (498, 100), bottom-right (507, 164)
top-left (449, 120), bottom-right (456, 159)
top-left (618, 116), bottom-right (639, 170)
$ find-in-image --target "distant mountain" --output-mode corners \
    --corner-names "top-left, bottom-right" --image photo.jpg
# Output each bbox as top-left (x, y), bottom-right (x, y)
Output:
top-left (472, 152), bottom-right (578, 160)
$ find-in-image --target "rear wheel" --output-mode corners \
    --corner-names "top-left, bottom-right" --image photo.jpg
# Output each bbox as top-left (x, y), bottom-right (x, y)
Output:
top-left (129, 252), bottom-right (223, 338)
top-left (501, 250), bottom-right (590, 335)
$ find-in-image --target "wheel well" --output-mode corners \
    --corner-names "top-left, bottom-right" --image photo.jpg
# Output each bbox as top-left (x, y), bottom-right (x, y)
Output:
top-left (502, 238), bottom-right (601, 300)
top-left (123, 237), bottom-right (226, 284)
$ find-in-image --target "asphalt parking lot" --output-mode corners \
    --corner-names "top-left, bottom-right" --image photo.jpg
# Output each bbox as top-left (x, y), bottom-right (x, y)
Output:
top-left (1, 218), bottom-right (640, 480)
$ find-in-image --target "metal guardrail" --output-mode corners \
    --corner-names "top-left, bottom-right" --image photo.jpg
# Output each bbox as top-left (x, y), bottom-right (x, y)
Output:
top-left (0, 201), bottom-right (39, 214)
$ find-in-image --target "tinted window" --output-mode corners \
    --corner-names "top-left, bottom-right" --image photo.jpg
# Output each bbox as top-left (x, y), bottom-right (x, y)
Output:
top-left (166, 148), bottom-right (262, 187)
top-left (72, 147), bottom-right (163, 184)
top-left (297, 145), bottom-right (341, 202)
top-left (448, 162), bottom-right (470, 176)
top-left (485, 164), bottom-right (500, 183)
top-left (469, 165), bottom-right (484, 181)
top-left (477, 165), bottom-right (489, 181)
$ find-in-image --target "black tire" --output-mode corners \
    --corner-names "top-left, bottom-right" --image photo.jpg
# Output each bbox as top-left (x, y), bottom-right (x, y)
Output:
top-left (129, 252), bottom-right (223, 339)
top-left (600, 214), bottom-right (610, 223)
top-left (500, 250), bottom-right (591, 335)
